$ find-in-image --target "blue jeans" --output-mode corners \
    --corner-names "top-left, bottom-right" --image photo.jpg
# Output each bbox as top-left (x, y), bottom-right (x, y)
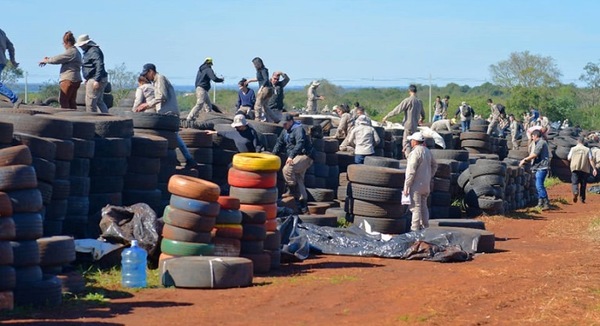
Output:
top-left (461, 120), bottom-right (470, 132)
top-left (0, 64), bottom-right (18, 103)
top-left (433, 115), bottom-right (442, 122)
top-left (535, 169), bottom-right (548, 199)
top-left (354, 154), bottom-right (368, 164)
top-left (175, 132), bottom-right (194, 162)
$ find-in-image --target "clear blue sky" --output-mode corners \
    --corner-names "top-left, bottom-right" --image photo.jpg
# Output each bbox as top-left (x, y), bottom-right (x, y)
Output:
top-left (3, 0), bottom-right (599, 88)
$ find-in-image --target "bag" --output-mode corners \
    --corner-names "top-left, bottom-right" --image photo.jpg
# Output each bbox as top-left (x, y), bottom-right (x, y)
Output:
top-left (460, 105), bottom-right (471, 118)
top-left (496, 104), bottom-right (506, 115)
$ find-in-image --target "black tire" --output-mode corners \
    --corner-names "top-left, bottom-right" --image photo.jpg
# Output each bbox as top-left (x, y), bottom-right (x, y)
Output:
top-left (323, 139), bottom-right (339, 153)
top-left (434, 163), bottom-right (451, 178)
top-left (469, 163), bottom-right (507, 179)
top-left (460, 131), bottom-right (489, 141)
top-left (461, 139), bottom-right (489, 149)
top-left (89, 176), bottom-right (124, 194)
top-left (163, 205), bottom-right (216, 232)
top-left (0, 114), bottom-right (73, 140)
top-left (212, 149), bottom-right (237, 166)
top-left (347, 164), bottom-right (405, 187)
top-left (88, 115), bottom-right (134, 138)
top-left (471, 174), bottom-right (505, 188)
top-left (353, 215), bottom-right (407, 234)
top-left (478, 197), bottom-right (504, 211)
top-left (178, 129), bottom-right (213, 148)
top-left (66, 196), bottom-right (90, 215)
top-left (54, 160), bottom-right (71, 179)
top-left (0, 241), bottom-right (13, 265)
top-left (240, 240), bottom-right (264, 254)
top-left (264, 230), bottom-right (281, 250)
top-left (71, 138), bottom-right (95, 158)
top-left (0, 217), bottom-right (16, 241)
top-left (127, 156), bottom-right (161, 175)
top-left (177, 147), bottom-right (213, 164)
top-left (347, 182), bottom-right (402, 203)
top-left (430, 191), bottom-right (452, 206)
top-left (89, 158), bottom-right (128, 177)
top-left (37, 236), bottom-right (76, 266)
top-left (160, 256), bottom-right (253, 289)
top-left (0, 266), bottom-right (15, 291)
top-left (162, 224), bottom-right (212, 243)
top-left (0, 121), bottom-right (13, 144)
top-left (429, 218), bottom-right (485, 230)
top-left (7, 189), bottom-right (43, 213)
top-left (70, 158), bottom-right (90, 177)
top-left (429, 149), bottom-right (469, 161)
top-left (229, 186), bottom-right (277, 204)
top-left (131, 112), bottom-right (180, 131)
top-left (306, 188), bottom-right (335, 202)
top-left (14, 274), bottom-right (63, 307)
top-left (129, 134), bottom-right (169, 158)
top-left (0, 145), bottom-right (32, 167)
top-left (123, 173), bottom-right (158, 190)
top-left (241, 224), bottom-right (267, 241)
top-left (51, 179), bottom-right (71, 200)
top-left (12, 133), bottom-right (56, 160)
top-left (14, 265), bottom-right (43, 287)
top-left (69, 177), bottom-right (90, 196)
top-left (246, 120), bottom-right (283, 135)
top-left (0, 165), bottom-right (37, 191)
top-left (364, 156), bottom-right (401, 169)
top-left (11, 240), bottom-right (41, 267)
top-left (215, 208), bottom-right (243, 224)
top-left (93, 137), bottom-right (131, 158)
top-left (298, 214), bottom-right (338, 227)
top-left (430, 205), bottom-right (450, 219)
top-left (433, 177), bottom-right (451, 192)
top-left (457, 169), bottom-right (471, 190)
top-left (348, 199), bottom-right (405, 218)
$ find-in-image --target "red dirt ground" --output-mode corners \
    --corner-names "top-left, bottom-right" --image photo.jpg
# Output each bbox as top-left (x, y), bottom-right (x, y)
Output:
top-left (3, 182), bottom-right (600, 325)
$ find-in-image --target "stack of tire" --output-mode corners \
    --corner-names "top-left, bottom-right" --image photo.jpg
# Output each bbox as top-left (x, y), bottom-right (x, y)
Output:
top-left (160, 256), bottom-right (253, 289)
top-left (37, 236), bottom-right (78, 291)
top-left (383, 128), bottom-right (404, 158)
top-left (160, 175), bottom-right (219, 259)
top-left (228, 153), bottom-right (280, 274)
top-left (75, 82), bottom-right (113, 111)
top-left (122, 134), bottom-right (168, 215)
top-left (0, 192), bottom-right (14, 311)
top-left (238, 206), bottom-right (270, 271)
top-left (502, 164), bottom-right (533, 211)
top-left (178, 128), bottom-right (213, 180)
top-left (460, 159), bottom-right (507, 216)
top-left (129, 113), bottom-right (182, 208)
top-left (212, 196), bottom-right (243, 259)
top-left (549, 136), bottom-right (576, 182)
top-left (373, 126), bottom-right (385, 157)
top-left (505, 148), bottom-right (538, 205)
top-left (460, 131), bottom-right (490, 154)
top-left (429, 149), bottom-right (470, 218)
top-left (469, 119), bottom-right (488, 133)
top-left (428, 159), bottom-right (456, 219)
top-left (345, 164), bottom-right (408, 234)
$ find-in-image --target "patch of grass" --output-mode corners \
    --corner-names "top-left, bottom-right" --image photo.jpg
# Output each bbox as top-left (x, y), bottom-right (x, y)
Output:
top-left (588, 216), bottom-right (600, 242)
top-left (83, 265), bottom-right (161, 291)
top-left (329, 275), bottom-right (358, 284)
top-left (544, 176), bottom-right (562, 188)
top-left (395, 312), bottom-right (436, 323)
top-left (337, 217), bottom-right (351, 228)
top-left (82, 292), bottom-right (110, 304)
top-left (551, 196), bottom-right (569, 205)
top-left (451, 199), bottom-right (463, 207)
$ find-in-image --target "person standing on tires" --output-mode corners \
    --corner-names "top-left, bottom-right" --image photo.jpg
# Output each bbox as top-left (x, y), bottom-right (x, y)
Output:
top-left (39, 31), bottom-right (82, 110)
top-left (403, 132), bottom-right (437, 231)
top-left (339, 115), bottom-right (380, 164)
top-left (135, 63), bottom-right (198, 168)
top-left (520, 129), bottom-right (550, 210)
top-left (381, 84), bottom-right (424, 158)
top-left (486, 99), bottom-right (502, 135)
top-left (333, 104), bottom-right (352, 139)
top-left (508, 114), bottom-right (521, 150)
top-left (75, 34), bottom-right (108, 113)
top-left (568, 136), bottom-right (597, 203)
top-left (235, 78), bottom-right (256, 119)
top-left (272, 113), bottom-right (314, 214)
top-left (432, 96), bottom-right (444, 122)
top-left (245, 57), bottom-right (272, 122)
top-left (306, 80), bottom-right (325, 114)
top-left (0, 28), bottom-right (22, 108)
top-left (454, 101), bottom-right (473, 133)
top-left (187, 57), bottom-right (224, 121)
top-left (265, 71), bottom-right (290, 123)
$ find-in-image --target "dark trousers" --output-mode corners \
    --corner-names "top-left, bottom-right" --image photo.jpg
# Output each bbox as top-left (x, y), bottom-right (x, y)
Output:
top-left (59, 80), bottom-right (81, 110)
top-left (571, 170), bottom-right (589, 201)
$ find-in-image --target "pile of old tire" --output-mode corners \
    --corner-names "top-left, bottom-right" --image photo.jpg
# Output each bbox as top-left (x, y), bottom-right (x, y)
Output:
top-left (460, 131), bottom-right (490, 154)
top-left (160, 256), bottom-right (253, 289)
top-left (122, 134), bottom-right (168, 215)
top-left (161, 175), bottom-right (219, 259)
top-left (469, 119), bottom-right (489, 133)
top-left (178, 128), bottom-right (213, 180)
top-left (75, 82), bottom-right (114, 111)
top-left (460, 159), bottom-right (507, 216)
top-left (502, 164), bottom-right (532, 211)
top-left (428, 159), bottom-right (456, 219)
top-left (211, 196), bottom-right (242, 257)
top-left (549, 136), bottom-right (576, 182)
top-left (383, 128), bottom-right (403, 158)
top-left (37, 235), bottom-right (76, 275)
top-left (0, 192), bottom-right (15, 311)
top-left (429, 149), bottom-right (470, 218)
top-left (373, 126), bottom-right (385, 157)
top-left (128, 113), bottom-right (181, 207)
top-left (345, 164), bottom-right (408, 234)
top-left (229, 153), bottom-right (280, 274)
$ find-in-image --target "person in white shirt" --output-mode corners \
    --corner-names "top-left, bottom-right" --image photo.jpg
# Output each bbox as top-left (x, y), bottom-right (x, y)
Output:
top-left (339, 115), bottom-right (380, 164)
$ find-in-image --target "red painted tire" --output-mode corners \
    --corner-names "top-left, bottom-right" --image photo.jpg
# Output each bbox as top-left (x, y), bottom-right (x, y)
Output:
top-left (211, 224), bottom-right (243, 239)
top-left (167, 175), bottom-right (220, 202)
top-left (265, 219), bottom-right (278, 232)
top-left (227, 168), bottom-right (277, 189)
top-left (217, 196), bottom-right (240, 210)
top-left (0, 192), bottom-right (13, 217)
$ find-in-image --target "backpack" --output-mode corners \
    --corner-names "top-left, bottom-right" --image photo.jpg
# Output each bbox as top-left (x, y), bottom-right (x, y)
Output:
top-left (496, 104), bottom-right (506, 115)
top-left (460, 105), bottom-right (472, 118)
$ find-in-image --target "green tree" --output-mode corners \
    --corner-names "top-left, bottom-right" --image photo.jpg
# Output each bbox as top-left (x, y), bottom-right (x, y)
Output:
top-left (107, 63), bottom-right (137, 105)
top-left (579, 61), bottom-right (600, 106)
top-left (489, 51), bottom-right (562, 88)
top-left (0, 62), bottom-right (23, 86)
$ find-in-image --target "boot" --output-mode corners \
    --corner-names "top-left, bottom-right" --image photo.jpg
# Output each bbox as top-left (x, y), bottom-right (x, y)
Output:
top-left (537, 198), bottom-right (544, 208)
top-left (541, 198), bottom-right (550, 210)
top-left (298, 200), bottom-right (309, 214)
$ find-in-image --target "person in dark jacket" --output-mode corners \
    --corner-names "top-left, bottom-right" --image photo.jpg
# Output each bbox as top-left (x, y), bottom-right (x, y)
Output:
top-left (187, 57), bottom-right (224, 120)
top-left (245, 57), bottom-right (273, 122)
top-left (272, 113), bottom-right (314, 213)
top-left (75, 34), bottom-right (108, 113)
top-left (265, 71), bottom-right (290, 123)
top-left (206, 114), bottom-right (264, 153)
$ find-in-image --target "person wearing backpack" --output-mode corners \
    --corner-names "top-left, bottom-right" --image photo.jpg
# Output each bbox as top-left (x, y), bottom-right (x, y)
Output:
top-left (454, 101), bottom-right (474, 132)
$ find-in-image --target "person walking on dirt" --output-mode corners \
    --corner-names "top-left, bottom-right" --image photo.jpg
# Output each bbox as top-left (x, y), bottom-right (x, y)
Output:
top-left (132, 75), bottom-right (154, 112)
top-left (339, 115), bottom-right (380, 164)
top-left (568, 136), bottom-right (597, 203)
top-left (206, 114), bottom-right (265, 153)
top-left (187, 57), bottom-right (224, 120)
top-left (403, 132), bottom-right (437, 231)
top-left (432, 96), bottom-right (444, 122)
top-left (245, 57), bottom-right (273, 122)
top-left (486, 99), bottom-right (502, 135)
top-left (306, 81), bottom-right (325, 114)
top-left (333, 104), bottom-right (352, 139)
top-left (272, 113), bottom-right (314, 214)
top-left (0, 28), bottom-right (22, 108)
top-left (39, 31), bottom-right (82, 110)
top-left (75, 34), bottom-right (108, 113)
top-left (235, 78), bottom-right (256, 118)
top-left (520, 129), bottom-right (550, 210)
top-left (381, 84), bottom-right (424, 158)
top-left (135, 63), bottom-right (198, 168)
top-left (264, 71), bottom-right (290, 123)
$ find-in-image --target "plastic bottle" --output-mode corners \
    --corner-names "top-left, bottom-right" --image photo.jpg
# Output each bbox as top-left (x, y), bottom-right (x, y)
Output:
top-left (121, 240), bottom-right (147, 288)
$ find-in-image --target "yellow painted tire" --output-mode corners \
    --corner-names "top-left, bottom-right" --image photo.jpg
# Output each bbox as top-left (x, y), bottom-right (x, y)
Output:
top-left (232, 153), bottom-right (281, 172)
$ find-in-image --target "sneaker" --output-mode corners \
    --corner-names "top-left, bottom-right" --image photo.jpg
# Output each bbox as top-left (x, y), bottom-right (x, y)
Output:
top-left (573, 194), bottom-right (578, 203)
top-left (582, 199), bottom-right (586, 204)
top-left (12, 98), bottom-right (22, 109)
top-left (185, 160), bottom-right (198, 169)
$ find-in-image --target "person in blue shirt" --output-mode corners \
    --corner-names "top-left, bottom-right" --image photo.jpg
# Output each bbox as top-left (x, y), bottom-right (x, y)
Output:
top-left (236, 78), bottom-right (256, 118)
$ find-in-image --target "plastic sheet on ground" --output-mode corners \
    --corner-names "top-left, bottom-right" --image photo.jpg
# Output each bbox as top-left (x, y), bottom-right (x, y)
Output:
top-left (99, 203), bottom-right (160, 256)
top-left (278, 215), bottom-right (474, 263)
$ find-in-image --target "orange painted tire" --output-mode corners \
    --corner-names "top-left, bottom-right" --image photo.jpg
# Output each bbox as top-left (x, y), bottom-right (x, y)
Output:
top-left (239, 203), bottom-right (277, 220)
top-left (265, 219), bottom-right (278, 232)
top-left (0, 192), bottom-right (13, 217)
top-left (211, 224), bottom-right (243, 239)
top-left (217, 196), bottom-right (240, 210)
top-left (227, 168), bottom-right (277, 189)
top-left (167, 175), bottom-right (220, 202)
top-left (232, 153), bottom-right (281, 172)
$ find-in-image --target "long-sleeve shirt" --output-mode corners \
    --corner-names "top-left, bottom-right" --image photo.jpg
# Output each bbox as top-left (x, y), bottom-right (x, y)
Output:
top-left (306, 86), bottom-right (321, 112)
top-left (46, 47), bottom-right (82, 82)
top-left (509, 120), bottom-right (520, 141)
top-left (0, 29), bottom-right (15, 66)
top-left (340, 123), bottom-right (380, 155)
top-left (433, 101), bottom-right (443, 115)
top-left (430, 119), bottom-right (452, 132)
top-left (454, 105), bottom-right (474, 122)
top-left (132, 84), bottom-right (155, 111)
top-left (147, 73), bottom-right (179, 115)
top-left (237, 88), bottom-right (256, 109)
top-left (81, 46), bottom-right (107, 82)
top-left (256, 67), bottom-right (271, 88)
top-left (383, 95), bottom-right (424, 133)
top-left (334, 112), bottom-right (352, 139)
top-left (217, 127), bottom-right (264, 153)
top-left (194, 63), bottom-right (224, 91)
top-left (404, 145), bottom-right (437, 194)
top-left (267, 73), bottom-right (290, 111)
top-left (272, 121), bottom-right (313, 159)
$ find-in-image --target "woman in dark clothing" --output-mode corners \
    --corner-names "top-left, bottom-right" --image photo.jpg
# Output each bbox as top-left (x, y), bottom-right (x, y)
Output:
top-left (244, 57), bottom-right (273, 122)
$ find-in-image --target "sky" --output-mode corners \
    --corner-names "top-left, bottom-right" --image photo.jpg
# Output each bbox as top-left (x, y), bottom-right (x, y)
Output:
top-left (2, 0), bottom-right (599, 88)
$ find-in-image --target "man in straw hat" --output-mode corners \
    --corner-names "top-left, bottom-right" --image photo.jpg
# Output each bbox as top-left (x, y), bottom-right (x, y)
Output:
top-left (75, 34), bottom-right (108, 113)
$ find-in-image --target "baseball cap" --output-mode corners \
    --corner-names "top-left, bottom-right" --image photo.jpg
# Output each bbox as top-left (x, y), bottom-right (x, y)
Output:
top-left (281, 113), bottom-right (294, 125)
top-left (140, 63), bottom-right (156, 76)
top-left (205, 57), bottom-right (213, 64)
top-left (407, 132), bottom-right (424, 142)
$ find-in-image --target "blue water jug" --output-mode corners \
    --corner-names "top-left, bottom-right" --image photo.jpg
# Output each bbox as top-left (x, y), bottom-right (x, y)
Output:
top-left (121, 240), bottom-right (147, 288)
